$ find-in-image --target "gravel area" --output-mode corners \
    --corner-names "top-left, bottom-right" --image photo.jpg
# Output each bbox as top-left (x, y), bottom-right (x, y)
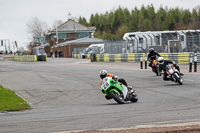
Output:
top-left (60, 122), bottom-right (200, 133)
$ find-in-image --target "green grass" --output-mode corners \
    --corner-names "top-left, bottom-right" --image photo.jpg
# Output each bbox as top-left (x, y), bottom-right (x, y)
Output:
top-left (0, 85), bottom-right (31, 112)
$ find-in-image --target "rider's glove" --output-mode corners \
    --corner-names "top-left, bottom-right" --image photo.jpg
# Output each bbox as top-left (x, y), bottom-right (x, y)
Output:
top-left (112, 76), bottom-right (118, 81)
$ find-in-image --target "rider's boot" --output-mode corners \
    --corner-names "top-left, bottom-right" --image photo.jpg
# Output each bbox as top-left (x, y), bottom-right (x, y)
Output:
top-left (105, 94), bottom-right (112, 100)
top-left (127, 86), bottom-right (134, 94)
top-left (180, 73), bottom-right (184, 76)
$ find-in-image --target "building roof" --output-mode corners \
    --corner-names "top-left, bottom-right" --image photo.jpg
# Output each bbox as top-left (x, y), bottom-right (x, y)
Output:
top-left (51, 19), bottom-right (94, 33)
top-left (52, 37), bottom-right (104, 48)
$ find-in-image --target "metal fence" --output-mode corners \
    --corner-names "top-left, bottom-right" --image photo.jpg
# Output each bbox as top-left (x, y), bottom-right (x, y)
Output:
top-left (104, 31), bottom-right (200, 54)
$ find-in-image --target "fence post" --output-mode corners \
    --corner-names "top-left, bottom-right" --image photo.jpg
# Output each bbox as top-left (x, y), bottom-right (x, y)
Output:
top-left (189, 54), bottom-right (193, 72)
top-left (194, 53), bottom-right (197, 72)
top-left (140, 54), bottom-right (143, 69)
top-left (145, 54), bottom-right (147, 69)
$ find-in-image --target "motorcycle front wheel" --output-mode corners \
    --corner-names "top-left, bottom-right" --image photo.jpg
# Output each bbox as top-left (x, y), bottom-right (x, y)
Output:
top-left (109, 91), bottom-right (124, 104)
top-left (174, 74), bottom-right (183, 85)
top-left (155, 66), bottom-right (161, 76)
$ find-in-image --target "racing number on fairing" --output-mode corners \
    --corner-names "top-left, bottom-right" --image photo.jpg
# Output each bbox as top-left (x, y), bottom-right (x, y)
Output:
top-left (102, 81), bottom-right (110, 90)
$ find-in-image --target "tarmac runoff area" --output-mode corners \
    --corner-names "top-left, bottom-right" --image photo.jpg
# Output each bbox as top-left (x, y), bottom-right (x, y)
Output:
top-left (53, 122), bottom-right (200, 133)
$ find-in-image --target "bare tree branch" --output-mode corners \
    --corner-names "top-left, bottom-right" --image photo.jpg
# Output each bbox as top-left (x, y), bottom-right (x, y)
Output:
top-left (26, 17), bottom-right (49, 37)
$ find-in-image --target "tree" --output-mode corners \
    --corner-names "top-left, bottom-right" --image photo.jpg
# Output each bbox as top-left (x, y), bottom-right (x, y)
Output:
top-left (155, 6), bottom-right (167, 30)
top-left (116, 25), bottom-right (129, 38)
top-left (78, 16), bottom-right (88, 26)
top-left (26, 17), bottom-right (49, 37)
top-left (129, 7), bottom-right (139, 32)
top-left (52, 20), bottom-right (63, 29)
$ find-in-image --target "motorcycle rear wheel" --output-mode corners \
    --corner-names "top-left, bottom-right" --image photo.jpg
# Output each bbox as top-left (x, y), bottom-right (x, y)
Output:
top-left (109, 91), bottom-right (124, 104)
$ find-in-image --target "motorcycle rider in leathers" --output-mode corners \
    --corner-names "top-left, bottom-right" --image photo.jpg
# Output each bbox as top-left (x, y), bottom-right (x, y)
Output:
top-left (147, 48), bottom-right (161, 68)
top-left (100, 70), bottom-right (128, 100)
top-left (158, 57), bottom-right (183, 81)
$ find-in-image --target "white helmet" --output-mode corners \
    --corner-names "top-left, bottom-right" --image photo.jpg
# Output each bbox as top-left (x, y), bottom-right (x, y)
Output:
top-left (100, 70), bottom-right (107, 79)
top-left (158, 57), bottom-right (164, 64)
top-left (149, 48), bottom-right (154, 52)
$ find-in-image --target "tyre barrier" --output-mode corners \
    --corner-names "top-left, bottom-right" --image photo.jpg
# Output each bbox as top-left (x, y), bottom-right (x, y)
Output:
top-left (74, 53), bottom-right (200, 64)
top-left (74, 54), bottom-right (90, 59)
top-left (37, 55), bottom-right (47, 61)
top-left (14, 55), bottom-right (47, 62)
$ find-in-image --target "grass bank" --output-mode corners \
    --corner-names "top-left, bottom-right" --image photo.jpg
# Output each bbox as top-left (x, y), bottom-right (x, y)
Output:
top-left (0, 85), bottom-right (31, 112)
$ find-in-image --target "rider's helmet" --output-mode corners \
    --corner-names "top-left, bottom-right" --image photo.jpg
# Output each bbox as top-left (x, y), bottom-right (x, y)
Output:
top-left (158, 57), bottom-right (164, 64)
top-left (100, 70), bottom-right (108, 79)
top-left (149, 48), bottom-right (154, 53)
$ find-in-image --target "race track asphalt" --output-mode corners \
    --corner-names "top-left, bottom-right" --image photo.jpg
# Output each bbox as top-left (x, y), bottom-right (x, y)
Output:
top-left (0, 58), bottom-right (200, 133)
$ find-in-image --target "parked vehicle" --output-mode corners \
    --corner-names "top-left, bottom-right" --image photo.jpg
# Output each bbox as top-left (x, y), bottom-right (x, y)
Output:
top-left (101, 76), bottom-right (138, 104)
top-left (81, 44), bottom-right (104, 58)
top-left (165, 64), bottom-right (183, 85)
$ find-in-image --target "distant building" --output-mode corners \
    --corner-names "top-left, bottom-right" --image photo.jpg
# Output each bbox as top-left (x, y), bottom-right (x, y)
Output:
top-left (49, 19), bottom-right (95, 47)
top-left (47, 19), bottom-right (97, 57)
top-left (52, 37), bottom-right (104, 57)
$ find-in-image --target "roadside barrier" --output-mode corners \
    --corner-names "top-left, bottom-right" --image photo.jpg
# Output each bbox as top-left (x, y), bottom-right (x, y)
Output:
top-left (189, 54), bottom-right (193, 72)
top-left (194, 53), bottom-right (197, 72)
top-left (189, 53), bottom-right (198, 72)
top-left (0, 54), bottom-right (4, 61)
top-left (37, 55), bottom-right (47, 61)
top-left (0, 54), bottom-right (14, 61)
top-left (74, 53), bottom-right (200, 65)
top-left (140, 54), bottom-right (143, 69)
top-left (13, 55), bottom-right (47, 62)
top-left (145, 54), bottom-right (147, 69)
top-left (14, 55), bottom-right (37, 62)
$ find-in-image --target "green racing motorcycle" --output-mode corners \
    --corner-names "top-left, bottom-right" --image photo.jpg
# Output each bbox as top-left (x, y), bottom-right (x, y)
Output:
top-left (101, 76), bottom-right (138, 104)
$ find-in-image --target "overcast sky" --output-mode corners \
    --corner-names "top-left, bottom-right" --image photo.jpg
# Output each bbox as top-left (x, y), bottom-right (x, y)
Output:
top-left (0, 0), bottom-right (199, 50)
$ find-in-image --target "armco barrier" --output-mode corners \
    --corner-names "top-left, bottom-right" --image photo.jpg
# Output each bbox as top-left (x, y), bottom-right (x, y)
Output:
top-left (74, 53), bottom-right (200, 64)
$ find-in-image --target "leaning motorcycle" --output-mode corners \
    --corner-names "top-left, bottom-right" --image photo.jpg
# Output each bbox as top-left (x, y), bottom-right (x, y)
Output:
top-left (165, 64), bottom-right (183, 85)
top-left (101, 77), bottom-right (138, 104)
top-left (151, 59), bottom-right (160, 76)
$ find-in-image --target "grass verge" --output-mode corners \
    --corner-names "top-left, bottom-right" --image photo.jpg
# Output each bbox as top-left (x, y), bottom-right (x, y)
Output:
top-left (0, 85), bottom-right (31, 112)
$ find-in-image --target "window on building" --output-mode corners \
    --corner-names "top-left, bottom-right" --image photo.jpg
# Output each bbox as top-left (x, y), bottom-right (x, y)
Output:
top-left (76, 32), bottom-right (90, 38)
top-left (66, 33), bottom-right (70, 39)
top-left (58, 33), bottom-right (66, 39)
top-left (34, 37), bottom-right (45, 43)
